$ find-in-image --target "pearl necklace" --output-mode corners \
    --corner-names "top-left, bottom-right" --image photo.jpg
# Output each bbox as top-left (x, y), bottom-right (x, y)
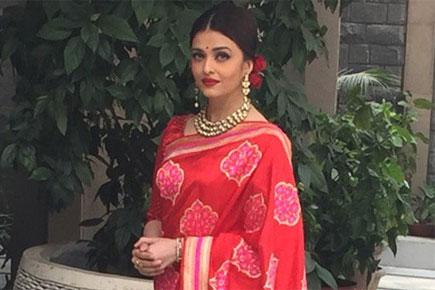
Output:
top-left (194, 96), bottom-right (251, 137)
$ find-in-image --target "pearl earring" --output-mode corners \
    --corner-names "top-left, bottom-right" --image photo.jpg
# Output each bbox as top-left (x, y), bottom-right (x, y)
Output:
top-left (194, 87), bottom-right (199, 109)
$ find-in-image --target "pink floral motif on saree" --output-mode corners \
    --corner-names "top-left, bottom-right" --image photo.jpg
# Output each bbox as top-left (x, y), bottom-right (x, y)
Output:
top-left (273, 181), bottom-right (301, 226)
top-left (180, 199), bottom-right (219, 236)
top-left (154, 266), bottom-right (179, 290)
top-left (231, 239), bottom-right (261, 278)
top-left (156, 160), bottom-right (184, 205)
top-left (264, 254), bottom-right (279, 290)
top-left (209, 260), bottom-right (231, 290)
top-left (220, 141), bottom-right (262, 186)
top-left (244, 193), bottom-right (267, 233)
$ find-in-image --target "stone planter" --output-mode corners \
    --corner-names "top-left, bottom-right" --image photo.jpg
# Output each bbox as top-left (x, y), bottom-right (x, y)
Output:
top-left (13, 243), bottom-right (153, 290)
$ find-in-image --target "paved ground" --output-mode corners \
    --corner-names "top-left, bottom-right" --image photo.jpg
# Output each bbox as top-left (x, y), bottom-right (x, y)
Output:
top-left (378, 266), bottom-right (435, 290)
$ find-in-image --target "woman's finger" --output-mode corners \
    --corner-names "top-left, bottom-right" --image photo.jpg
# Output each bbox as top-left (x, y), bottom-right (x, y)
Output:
top-left (134, 237), bottom-right (160, 248)
top-left (132, 257), bottom-right (162, 268)
top-left (132, 249), bottom-right (155, 260)
top-left (134, 236), bottom-right (159, 248)
top-left (138, 242), bottom-right (148, 252)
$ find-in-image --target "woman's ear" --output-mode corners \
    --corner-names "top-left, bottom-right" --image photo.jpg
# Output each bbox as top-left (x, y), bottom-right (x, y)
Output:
top-left (243, 58), bottom-right (254, 76)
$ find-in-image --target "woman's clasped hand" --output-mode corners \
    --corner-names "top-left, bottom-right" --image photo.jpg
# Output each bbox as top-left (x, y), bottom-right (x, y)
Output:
top-left (131, 237), bottom-right (177, 277)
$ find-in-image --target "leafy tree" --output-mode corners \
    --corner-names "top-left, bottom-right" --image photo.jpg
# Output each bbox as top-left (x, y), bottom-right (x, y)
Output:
top-left (8, 1), bottom-right (416, 289)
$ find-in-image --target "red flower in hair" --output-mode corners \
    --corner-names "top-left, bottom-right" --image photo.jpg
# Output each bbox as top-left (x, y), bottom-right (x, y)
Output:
top-left (253, 55), bottom-right (267, 73)
top-left (249, 73), bottom-right (263, 89)
top-left (249, 54), bottom-right (267, 89)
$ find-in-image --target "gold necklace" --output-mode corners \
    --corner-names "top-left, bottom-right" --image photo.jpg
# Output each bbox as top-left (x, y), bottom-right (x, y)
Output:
top-left (194, 96), bottom-right (251, 137)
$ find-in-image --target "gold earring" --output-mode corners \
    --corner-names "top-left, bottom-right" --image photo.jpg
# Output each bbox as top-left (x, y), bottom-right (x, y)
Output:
top-left (194, 87), bottom-right (199, 109)
top-left (242, 74), bottom-right (250, 97)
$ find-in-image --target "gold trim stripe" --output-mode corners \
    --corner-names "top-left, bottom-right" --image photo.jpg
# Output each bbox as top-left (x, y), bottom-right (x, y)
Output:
top-left (163, 125), bottom-right (293, 169)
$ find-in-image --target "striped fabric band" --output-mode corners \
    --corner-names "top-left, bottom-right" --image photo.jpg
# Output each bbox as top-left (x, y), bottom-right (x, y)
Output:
top-left (182, 236), bottom-right (213, 290)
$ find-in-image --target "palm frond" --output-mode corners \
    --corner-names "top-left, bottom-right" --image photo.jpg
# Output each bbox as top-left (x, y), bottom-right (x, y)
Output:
top-left (337, 68), bottom-right (400, 96)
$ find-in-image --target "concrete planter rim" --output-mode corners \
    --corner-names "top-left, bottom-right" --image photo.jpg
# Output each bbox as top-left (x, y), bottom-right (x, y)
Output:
top-left (14, 243), bottom-right (153, 290)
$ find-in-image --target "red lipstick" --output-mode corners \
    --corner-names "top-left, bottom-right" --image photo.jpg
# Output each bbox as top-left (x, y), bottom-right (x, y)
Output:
top-left (202, 77), bottom-right (220, 87)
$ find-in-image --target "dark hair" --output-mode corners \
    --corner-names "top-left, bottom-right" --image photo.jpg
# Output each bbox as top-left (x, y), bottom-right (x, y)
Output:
top-left (189, 1), bottom-right (258, 60)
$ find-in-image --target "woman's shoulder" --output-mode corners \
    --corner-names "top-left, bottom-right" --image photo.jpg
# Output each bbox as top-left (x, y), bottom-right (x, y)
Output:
top-left (246, 121), bottom-right (293, 158)
top-left (160, 114), bottom-right (192, 146)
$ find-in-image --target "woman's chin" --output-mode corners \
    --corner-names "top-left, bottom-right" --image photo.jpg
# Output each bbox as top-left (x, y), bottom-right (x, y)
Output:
top-left (201, 89), bottom-right (224, 99)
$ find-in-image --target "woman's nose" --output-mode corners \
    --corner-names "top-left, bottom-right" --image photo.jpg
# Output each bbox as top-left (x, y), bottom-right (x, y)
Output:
top-left (202, 56), bottom-right (214, 74)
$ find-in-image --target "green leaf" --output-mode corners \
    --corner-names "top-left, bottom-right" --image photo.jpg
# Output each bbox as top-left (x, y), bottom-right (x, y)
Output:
top-left (298, 163), bottom-right (312, 188)
top-left (383, 160), bottom-right (405, 183)
top-left (106, 85), bottom-right (132, 100)
top-left (43, 0), bottom-right (60, 19)
top-left (53, 95), bottom-right (68, 135)
top-left (178, 39), bottom-right (191, 58)
top-left (131, 0), bottom-right (154, 26)
top-left (292, 39), bottom-right (306, 72)
top-left (164, 98), bottom-right (174, 116)
top-left (81, 22), bottom-right (100, 52)
top-left (80, 80), bottom-right (96, 106)
top-left (34, 95), bottom-right (49, 117)
top-left (30, 167), bottom-right (53, 181)
top-left (302, 29), bottom-right (320, 53)
top-left (174, 49), bottom-right (187, 74)
top-left (305, 252), bottom-right (316, 273)
top-left (147, 33), bottom-right (165, 47)
top-left (295, 0), bottom-right (307, 19)
top-left (17, 145), bottom-right (36, 172)
top-left (310, 162), bottom-right (328, 191)
top-left (159, 42), bottom-right (176, 67)
top-left (391, 135), bottom-right (403, 147)
top-left (64, 36), bottom-right (86, 74)
top-left (153, 90), bottom-right (166, 113)
top-left (265, 72), bottom-right (279, 97)
top-left (315, 263), bottom-right (337, 289)
top-left (387, 229), bottom-right (398, 255)
top-left (277, 93), bottom-right (287, 117)
top-left (307, 272), bottom-right (322, 290)
top-left (354, 105), bottom-right (371, 129)
top-left (97, 38), bottom-right (112, 62)
top-left (414, 98), bottom-right (434, 110)
top-left (98, 14), bottom-right (138, 42)
top-left (0, 144), bottom-right (17, 168)
top-left (116, 59), bottom-right (139, 83)
top-left (428, 203), bottom-right (435, 216)
top-left (37, 21), bottom-right (72, 40)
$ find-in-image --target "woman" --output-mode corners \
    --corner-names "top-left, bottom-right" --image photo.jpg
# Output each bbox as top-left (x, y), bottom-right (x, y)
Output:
top-left (132, 2), bottom-right (305, 289)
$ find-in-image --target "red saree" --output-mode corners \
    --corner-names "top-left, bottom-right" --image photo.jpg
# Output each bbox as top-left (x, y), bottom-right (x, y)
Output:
top-left (147, 114), bottom-right (306, 290)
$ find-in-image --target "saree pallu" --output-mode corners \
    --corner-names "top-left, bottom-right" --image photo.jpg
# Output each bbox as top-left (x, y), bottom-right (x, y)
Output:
top-left (147, 115), bottom-right (306, 290)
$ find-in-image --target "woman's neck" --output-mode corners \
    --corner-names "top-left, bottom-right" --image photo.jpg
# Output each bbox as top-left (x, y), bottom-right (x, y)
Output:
top-left (206, 93), bottom-right (245, 122)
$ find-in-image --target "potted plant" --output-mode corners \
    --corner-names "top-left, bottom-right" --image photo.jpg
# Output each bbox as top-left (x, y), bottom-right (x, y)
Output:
top-left (408, 184), bottom-right (435, 238)
top-left (303, 69), bottom-right (422, 290)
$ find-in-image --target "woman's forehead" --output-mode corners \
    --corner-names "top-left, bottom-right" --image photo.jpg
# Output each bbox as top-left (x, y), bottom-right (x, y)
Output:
top-left (191, 30), bottom-right (238, 51)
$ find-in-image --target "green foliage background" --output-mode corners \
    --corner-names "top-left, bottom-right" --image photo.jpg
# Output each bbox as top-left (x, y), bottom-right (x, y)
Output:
top-left (0, 0), bottom-right (420, 288)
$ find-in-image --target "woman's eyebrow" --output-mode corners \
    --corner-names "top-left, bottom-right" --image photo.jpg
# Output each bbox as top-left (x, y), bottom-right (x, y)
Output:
top-left (191, 46), bottom-right (231, 52)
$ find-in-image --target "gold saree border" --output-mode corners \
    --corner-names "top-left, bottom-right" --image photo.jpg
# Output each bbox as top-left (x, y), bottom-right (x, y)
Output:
top-left (182, 236), bottom-right (213, 290)
top-left (163, 123), bottom-right (292, 166)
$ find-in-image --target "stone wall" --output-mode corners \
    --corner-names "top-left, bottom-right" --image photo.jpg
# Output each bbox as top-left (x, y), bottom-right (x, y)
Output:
top-left (339, 0), bottom-right (408, 101)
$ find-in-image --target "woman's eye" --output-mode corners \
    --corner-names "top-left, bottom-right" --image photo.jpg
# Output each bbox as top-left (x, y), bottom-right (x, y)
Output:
top-left (191, 53), bottom-right (203, 60)
top-left (216, 53), bottom-right (229, 61)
